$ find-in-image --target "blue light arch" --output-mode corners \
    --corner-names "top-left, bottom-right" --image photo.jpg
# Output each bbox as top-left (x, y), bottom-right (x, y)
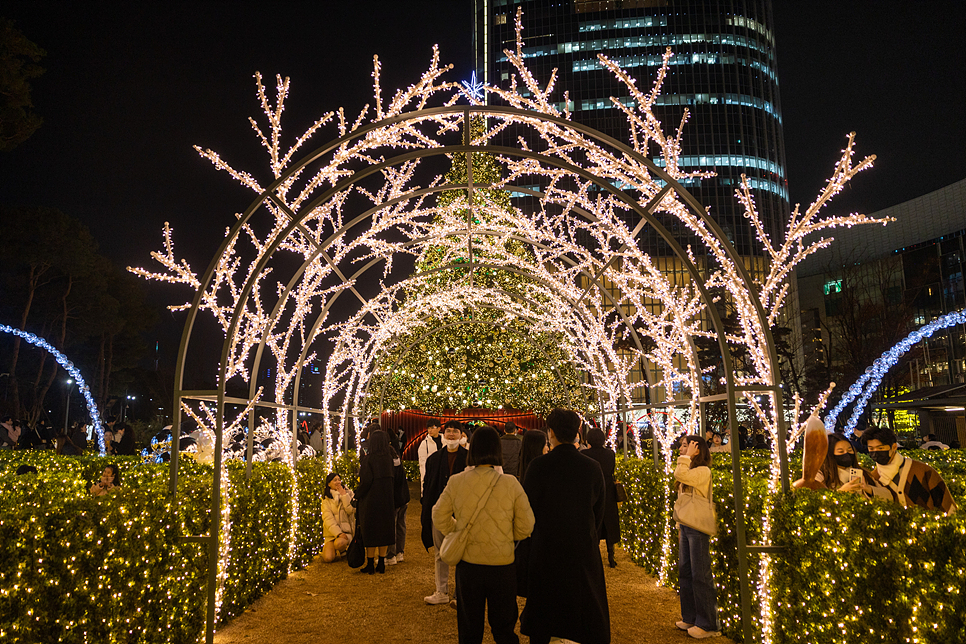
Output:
top-left (0, 324), bottom-right (104, 453)
top-left (824, 309), bottom-right (966, 435)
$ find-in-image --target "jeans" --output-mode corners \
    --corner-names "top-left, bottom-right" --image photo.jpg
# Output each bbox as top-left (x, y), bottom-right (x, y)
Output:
top-left (387, 504), bottom-right (407, 557)
top-left (433, 524), bottom-right (449, 595)
top-left (455, 561), bottom-right (519, 644)
top-left (678, 525), bottom-right (719, 632)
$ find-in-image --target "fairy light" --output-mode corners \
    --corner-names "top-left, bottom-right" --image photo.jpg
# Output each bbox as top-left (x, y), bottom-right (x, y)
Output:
top-left (124, 9), bottom-right (898, 641)
top-left (824, 309), bottom-right (966, 435)
top-left (0, 324), bottom-right (104, 453)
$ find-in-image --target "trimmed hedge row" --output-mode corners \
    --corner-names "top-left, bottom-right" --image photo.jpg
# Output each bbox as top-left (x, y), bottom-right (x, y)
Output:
top-left (0, 450), bottom-right (364, 643)
top-left (617, 449), bottom-right (966, 643)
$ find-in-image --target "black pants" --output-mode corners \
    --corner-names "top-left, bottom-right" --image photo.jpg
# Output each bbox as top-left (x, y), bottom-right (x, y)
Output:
top-left (455, 561), bottom-right (519, 644)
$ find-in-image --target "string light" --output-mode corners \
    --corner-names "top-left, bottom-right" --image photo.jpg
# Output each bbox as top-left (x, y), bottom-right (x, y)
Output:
top-left (125, 9), bottom-right (896, 640)
top-left (824, 309), bottom-right (966, 435)
top-left (0, 324), bottom-right (104, 454)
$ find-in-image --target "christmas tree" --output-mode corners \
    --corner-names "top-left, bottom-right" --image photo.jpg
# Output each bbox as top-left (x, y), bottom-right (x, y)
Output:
top-left (365, 117), bottom-right (581, 416)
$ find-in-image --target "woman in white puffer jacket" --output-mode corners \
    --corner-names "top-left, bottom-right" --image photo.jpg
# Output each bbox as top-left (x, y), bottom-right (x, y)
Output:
top-left (321, 472), bottom-right (355, 563)
top-left (433, 426), bottom-right (535, 644)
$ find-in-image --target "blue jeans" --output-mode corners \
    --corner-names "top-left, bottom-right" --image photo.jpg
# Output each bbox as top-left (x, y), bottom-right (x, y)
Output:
top-left (678, 525), bottom-right (719, 632)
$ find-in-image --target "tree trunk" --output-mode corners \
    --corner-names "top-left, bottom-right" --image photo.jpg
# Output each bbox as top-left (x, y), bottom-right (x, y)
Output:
top-left (7, 264), bottom-right (39, 418)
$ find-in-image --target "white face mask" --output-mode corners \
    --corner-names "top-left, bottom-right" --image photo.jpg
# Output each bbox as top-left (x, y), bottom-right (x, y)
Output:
top-left (442, 437), bottom-right (461, 449)
top-left (459, 436), bottom-right (468, 447)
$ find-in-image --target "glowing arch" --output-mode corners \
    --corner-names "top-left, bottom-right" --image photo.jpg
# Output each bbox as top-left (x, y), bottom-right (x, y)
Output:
top-left (0, 324), bottom-right (104, 453)
top-left (824, 308), bottom-right (966, 435)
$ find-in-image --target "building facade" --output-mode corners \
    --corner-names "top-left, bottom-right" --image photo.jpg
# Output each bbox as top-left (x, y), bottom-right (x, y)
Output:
top-left (474, 0), bottom-right (789, 255)
top-left (473, 0), bottom-right (790, 408)
top-left (797, 178), bottom-right (966, 440)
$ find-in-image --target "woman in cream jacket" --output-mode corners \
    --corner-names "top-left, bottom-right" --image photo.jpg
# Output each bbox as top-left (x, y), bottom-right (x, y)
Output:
top-left (432, 427), bottom-right (535, 644)
top-left (321, 473), bottom-right (355, 563)
top-left (673, 436), bottom-right (720, 639)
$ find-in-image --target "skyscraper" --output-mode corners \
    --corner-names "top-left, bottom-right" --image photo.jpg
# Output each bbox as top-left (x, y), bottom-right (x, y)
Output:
top-left (474, 0), bottom-right (790, 404)
top-left (474, 0), bottom-right (789, 257)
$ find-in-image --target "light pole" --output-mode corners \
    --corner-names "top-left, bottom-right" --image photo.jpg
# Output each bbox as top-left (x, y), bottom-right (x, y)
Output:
top-left (64, 378), bottom-right (74, 434)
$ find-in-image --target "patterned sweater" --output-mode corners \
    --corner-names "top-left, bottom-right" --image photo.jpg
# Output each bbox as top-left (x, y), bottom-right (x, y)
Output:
top-left (870, 456), bottom-right (958, 515)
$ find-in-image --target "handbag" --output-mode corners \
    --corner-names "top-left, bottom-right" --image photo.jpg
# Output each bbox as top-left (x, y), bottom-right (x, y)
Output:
top-left (672, 477), bottom-right (717, 536)
top-left (439, 474), bottom-right (500, 567)
top-left (614, 481), bottom-right (628, 503)
top-left (346, 514), bottom-right (365, 568)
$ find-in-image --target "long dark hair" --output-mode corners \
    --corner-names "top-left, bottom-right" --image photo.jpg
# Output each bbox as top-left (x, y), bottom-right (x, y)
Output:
top-left (365, 430), bottom-right (394, 459)
top-left (323, 472), bottom-right (340, 499)
top-left (519, 429), bottom-right (548, 484)
top-left (819, 433), bottom-right (859, 491)
top-left (682, 435), bottom-right (711, 469)
top-left (104, 463), bottom-right (121, 487)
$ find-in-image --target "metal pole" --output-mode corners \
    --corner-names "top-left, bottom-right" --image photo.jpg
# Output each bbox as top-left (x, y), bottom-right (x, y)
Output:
top-left (64, 380), bottom-right (72, 434)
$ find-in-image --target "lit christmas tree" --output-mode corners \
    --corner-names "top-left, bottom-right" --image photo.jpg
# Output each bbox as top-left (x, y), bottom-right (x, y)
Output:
top-left (365, 116), bottom-right (581, 416)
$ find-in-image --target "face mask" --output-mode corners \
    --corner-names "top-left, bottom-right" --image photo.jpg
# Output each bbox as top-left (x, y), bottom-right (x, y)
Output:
top-left (833, 454), bottom-right (853, 468)
top-left (870, 450), bottom-right (893, 466)
top-left (442, 437), bottom-right (461, 449)
top-left (459, 436), bottom-right (468, 447)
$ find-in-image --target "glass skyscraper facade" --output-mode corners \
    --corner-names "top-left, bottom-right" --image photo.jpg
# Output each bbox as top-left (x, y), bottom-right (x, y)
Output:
top-left (473, 0), bottom-right (789, 256)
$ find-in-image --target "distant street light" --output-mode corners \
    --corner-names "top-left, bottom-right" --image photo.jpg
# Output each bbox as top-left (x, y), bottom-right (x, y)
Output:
top-left (64, 379), bottom-right (74, 434)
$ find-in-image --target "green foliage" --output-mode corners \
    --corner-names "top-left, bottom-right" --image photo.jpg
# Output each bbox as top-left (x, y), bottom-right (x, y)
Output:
top-left (366, 116), bottom-right (581, 416)
top-left (0, 17), bottom-right (45, 152)
top-left (0, 450), bottom-right (369, 643)
top-left (0, 453), bottom-right (208, 643)
top-left (617, 451), bottom-right (965, 643)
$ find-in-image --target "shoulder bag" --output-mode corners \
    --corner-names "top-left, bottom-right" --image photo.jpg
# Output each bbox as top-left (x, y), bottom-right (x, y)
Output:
top-left (345, 513), bottom-right (365, 568)
top-left (672, 476), bottom-right (717, 536)
top-left (439, 473), bottom-right (500, 567)
top-left (614, 481), bottom-right (628, 503)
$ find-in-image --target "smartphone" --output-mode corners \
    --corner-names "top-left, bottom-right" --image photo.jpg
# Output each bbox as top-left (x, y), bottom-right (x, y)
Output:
top-left (849, 468), bottom-right (862, 482)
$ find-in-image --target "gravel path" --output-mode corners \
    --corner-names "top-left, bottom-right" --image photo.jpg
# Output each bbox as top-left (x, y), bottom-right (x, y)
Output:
top-left (214, 486), bottom-right (734, 644)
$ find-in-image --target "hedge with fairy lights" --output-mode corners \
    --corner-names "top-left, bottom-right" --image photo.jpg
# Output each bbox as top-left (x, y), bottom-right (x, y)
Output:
top-left (617, 450), bottom-right (966, 644)
top-left (0, 451), bottom-right (360, 643)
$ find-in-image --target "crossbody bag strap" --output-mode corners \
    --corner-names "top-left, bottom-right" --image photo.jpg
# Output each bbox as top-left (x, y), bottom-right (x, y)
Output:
top-left (464, 473), bottom-right (500, 532)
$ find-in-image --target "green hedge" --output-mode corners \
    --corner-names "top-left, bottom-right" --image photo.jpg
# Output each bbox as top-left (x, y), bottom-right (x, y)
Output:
top-left (617, 449), bottom-right (966, 644)
top-left (0, 451), bottom-right (366, 643)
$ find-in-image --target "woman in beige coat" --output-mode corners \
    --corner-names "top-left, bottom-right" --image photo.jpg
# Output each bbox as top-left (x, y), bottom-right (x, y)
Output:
top-left (433, 427), bottom-right (535, 644)
top-left (321, 473), bottom-right (355, 563)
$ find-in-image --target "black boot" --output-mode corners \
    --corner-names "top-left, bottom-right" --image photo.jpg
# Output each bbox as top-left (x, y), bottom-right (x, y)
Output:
top-left (361, 557), bottom-right (375, 575)
top-left (376, 556), bottom-right (386, 574)
top-left (607, 544), bottom-right (617, 568)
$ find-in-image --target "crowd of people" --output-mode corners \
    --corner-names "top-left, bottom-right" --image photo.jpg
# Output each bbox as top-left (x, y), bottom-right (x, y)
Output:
top-left (323, 410), bottom-right (624, 644)
top-left (0, 414), bottom-right (137, 456)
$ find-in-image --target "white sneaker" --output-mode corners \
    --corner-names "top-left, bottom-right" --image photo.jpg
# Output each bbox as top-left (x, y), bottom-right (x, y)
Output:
top-left (386, 556), bottom-right (397, 565)
top-left (676, 621), bottom-right (694, 631)
top-left (424, 591), bottom-right (449, 605)
top-left (687, 626), bottom-right (721, 639)
top-left (395, 552), bottom-right (404, 562)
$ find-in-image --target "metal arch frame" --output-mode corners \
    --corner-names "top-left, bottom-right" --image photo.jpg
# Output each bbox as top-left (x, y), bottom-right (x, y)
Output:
top-left (354, 264), bottom-right (649, 416)
top-left (171, 105), bottom-right (789, 643)
top-left (268, 209), bottom-right (677, 459)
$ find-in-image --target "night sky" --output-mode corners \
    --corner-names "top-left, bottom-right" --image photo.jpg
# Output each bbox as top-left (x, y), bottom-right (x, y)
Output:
top-left (2, 0), bottom-right (964, 283)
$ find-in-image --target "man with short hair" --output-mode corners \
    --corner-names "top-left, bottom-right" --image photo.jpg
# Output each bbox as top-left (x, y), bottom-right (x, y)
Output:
top-left (864, 425), bottom-right (957, 515)
top-left (417, 419), bottom-right (442, 497)
top-left (500, 421), bottom-right (522, 478)
top-left (521, 408), bottom-right (610, 644)
top-left (421, 420), bottom-right (468, 605)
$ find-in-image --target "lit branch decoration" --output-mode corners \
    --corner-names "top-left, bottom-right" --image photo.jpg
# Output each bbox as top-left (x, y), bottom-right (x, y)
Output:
top-left (131, 9), bottom-right (886, 639)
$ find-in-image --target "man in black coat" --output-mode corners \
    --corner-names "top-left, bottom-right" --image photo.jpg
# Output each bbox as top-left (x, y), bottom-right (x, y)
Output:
top-left (420, 420), bottom-right (468, 605)
top-left (521, 408), bottom-right (610, 644)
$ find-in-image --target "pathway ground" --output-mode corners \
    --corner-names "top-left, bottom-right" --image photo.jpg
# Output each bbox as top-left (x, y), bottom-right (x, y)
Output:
top-left (214, 484), bottom-right (735, 644)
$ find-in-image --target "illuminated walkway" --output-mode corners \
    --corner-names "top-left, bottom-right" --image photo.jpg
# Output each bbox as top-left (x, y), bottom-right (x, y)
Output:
top-left (214, 484), bottom-right (735, 644)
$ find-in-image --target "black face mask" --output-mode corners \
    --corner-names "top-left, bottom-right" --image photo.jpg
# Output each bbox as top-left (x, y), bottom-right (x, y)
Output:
top-left (833, 454), bottom-right (853, 468)
top-left (870, 450), bottom-right (893, 466)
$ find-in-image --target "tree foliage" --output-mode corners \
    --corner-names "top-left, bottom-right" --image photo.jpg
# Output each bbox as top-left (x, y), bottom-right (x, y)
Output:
top-left (0, 206), bottom-right (155, 423)
top-left (0, 17), bottom-right (45, 152)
